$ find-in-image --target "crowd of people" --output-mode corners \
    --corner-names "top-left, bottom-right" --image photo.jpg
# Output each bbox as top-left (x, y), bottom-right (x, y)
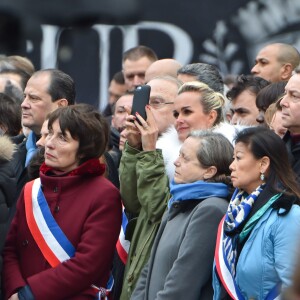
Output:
top-left (0, 42), bottom-right (299, 300)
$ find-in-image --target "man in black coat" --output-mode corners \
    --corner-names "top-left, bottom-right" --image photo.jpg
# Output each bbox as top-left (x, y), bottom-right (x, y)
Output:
top-left (13, 69), bottom-right (76, 197)
top-left (280, 71), bottom-right (300, 182)
top-left (7, 69), bottom-right (76, 231)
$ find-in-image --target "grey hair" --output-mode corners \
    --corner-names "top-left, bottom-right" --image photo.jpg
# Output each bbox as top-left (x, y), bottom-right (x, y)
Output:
top-left (178, 81), bottom-right (225, 126)
top-left (177, 63), bottom-right (224, 93)
top-left (188, 130), bottom-right (233, 183)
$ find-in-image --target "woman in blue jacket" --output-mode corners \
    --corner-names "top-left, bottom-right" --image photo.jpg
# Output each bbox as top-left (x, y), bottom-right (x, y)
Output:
top-left (213, 126), bottom-right (300, 300)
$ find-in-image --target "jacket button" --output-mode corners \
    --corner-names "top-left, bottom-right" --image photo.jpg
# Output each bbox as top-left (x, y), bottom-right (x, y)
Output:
top-left (128, 274), bottom-right (134, 282)
top-left (22, 240), bottom-right (29, 246)
top-left (174, 204), bottom-right (179, 208)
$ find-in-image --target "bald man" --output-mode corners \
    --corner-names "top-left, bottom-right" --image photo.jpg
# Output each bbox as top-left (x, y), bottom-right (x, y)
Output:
top-left (144, 58), bottom-right (182, 83)
top-left (251, 43), bottom-right (300, 82)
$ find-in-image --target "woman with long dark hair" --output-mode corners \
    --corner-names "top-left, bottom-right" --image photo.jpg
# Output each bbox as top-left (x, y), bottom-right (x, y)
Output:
top-left (213, 126), bottom-right (300, 299)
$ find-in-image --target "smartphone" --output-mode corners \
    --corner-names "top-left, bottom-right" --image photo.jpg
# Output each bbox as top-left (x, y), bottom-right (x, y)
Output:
top-left (131, 85), bottom-right (151, 123)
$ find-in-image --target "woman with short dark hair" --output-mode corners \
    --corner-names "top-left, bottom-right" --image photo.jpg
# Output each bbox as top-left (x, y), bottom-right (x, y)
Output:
top-left (3, 105), bottom-right (122, 300)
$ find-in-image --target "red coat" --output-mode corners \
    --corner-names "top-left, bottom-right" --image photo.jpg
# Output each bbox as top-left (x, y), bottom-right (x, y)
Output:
top-left (3, 159), bottom-right (122, 300)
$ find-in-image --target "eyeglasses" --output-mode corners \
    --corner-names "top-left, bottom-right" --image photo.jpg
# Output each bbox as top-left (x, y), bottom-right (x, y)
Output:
top-left (148, 99), bottom-right (174, 109)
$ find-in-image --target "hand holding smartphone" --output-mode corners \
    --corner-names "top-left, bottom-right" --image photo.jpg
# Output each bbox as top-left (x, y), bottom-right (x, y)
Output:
top-left (131, 85), bottom-right (151, 124)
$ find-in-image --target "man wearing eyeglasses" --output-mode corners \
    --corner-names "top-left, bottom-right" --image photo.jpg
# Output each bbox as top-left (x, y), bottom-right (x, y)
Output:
top-left (147, 76), bottom-right (182, 135)
top-left (119, 75), bottom-right (182, 299)
top-left (119, 76), bottom-right (182, 154)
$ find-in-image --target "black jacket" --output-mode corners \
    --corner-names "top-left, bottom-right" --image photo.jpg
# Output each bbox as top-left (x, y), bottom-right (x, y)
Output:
top-left (0, 136), bottom-right (17, 298)
top-left (283, 131), bottom-right (300, 184)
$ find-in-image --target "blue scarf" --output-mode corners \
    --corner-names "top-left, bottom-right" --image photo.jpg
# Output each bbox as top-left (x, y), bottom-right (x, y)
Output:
top-left (168, 179), bottom-right (229, 209)
top-left (25, 131), bottom-right (38, 167)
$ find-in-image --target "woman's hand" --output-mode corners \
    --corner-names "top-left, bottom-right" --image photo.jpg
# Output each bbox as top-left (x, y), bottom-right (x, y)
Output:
top-left (134, 105), bottom-right (159, 151)
top-left (8, 293), bottom-right (19, 300)
top-left (124, 112), bottom-right (142, 150)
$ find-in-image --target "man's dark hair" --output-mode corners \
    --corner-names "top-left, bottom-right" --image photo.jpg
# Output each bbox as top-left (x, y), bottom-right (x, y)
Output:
top-left (111, 90), bottom-right (134, 115)
top-left (226, 74), bottom-right (270, 101)
top-left (112, 71), bottom-right (125, 85)
top-left (122, 45), bottom-right (158, 63)
top-left (34, 69), bottom-right (76, 105)
top-left (177, 63), bottom-right (224, 94)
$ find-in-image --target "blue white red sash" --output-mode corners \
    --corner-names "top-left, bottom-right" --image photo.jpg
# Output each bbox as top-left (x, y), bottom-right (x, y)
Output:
top-left (24, 178), bottom-right (112, 299)
top-left (24, 178), bottom-right (75, 267)
top-left (116, 205), bottom-right (130, 264)
top-left (215, 216), bottom-right (244, 300)
top-left (215, 216), bottom-right (281, 300)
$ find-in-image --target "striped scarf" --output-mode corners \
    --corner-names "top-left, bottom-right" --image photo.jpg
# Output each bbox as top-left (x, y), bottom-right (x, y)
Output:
top-left (225, 184), bottom-right (266, 232)
top-left (223, 184), bottom-right (265, 276)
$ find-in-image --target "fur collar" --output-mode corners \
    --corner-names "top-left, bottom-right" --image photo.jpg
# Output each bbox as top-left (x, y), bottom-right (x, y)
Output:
top-left (156, 126), bottom-right (182, 182)
top-left (156, 123), bottom-right (247, 182)
top-left (0, 136), bottom-right (16, 161)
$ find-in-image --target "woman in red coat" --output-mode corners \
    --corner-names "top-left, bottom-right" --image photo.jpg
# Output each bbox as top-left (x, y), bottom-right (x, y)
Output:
top-left (3, 105), bottom-right (122, 300)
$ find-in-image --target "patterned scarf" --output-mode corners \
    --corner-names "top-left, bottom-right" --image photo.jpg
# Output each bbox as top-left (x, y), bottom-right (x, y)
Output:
top-left (223, 184), bottom-right (265, 276)
top-left (224, 184), bottom-right (266, 232)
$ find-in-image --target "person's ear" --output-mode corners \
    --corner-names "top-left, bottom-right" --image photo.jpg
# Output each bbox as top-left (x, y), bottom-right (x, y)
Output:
top-left (203, 166), bottom-right (217, 180)
top-left (207, 110), bottom-right (218, 127)
top-left (281, 63), bottom-right (293, 81)
top-left (260, 156), bottom-right (270, 174)
top-left (111, 115), bottom-right (116, 128)
top-left (56, 98), bottom-right (69, 107)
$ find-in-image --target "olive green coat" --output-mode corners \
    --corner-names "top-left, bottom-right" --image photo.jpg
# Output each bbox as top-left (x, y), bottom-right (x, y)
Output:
top-left (119, 143), bottom-right (170, 300)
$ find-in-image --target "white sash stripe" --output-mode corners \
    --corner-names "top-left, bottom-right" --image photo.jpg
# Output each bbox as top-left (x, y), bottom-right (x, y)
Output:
top-left (119, 225), bottom-right (130, 253)
top-left (32, 179), bottom-right (71, 263)
top-left (217, 221), bottom-right (240, 300)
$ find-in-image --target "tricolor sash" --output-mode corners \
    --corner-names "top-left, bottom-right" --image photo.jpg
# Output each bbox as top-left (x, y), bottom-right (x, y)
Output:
top-left (116, 205), bottom-right (130, 264)
top-left (24, 178), bottom-right (75, 267)
top-left (24, 178), bottom-right (112, 299)
top-left (215, 216), bottom-right (244, 300)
